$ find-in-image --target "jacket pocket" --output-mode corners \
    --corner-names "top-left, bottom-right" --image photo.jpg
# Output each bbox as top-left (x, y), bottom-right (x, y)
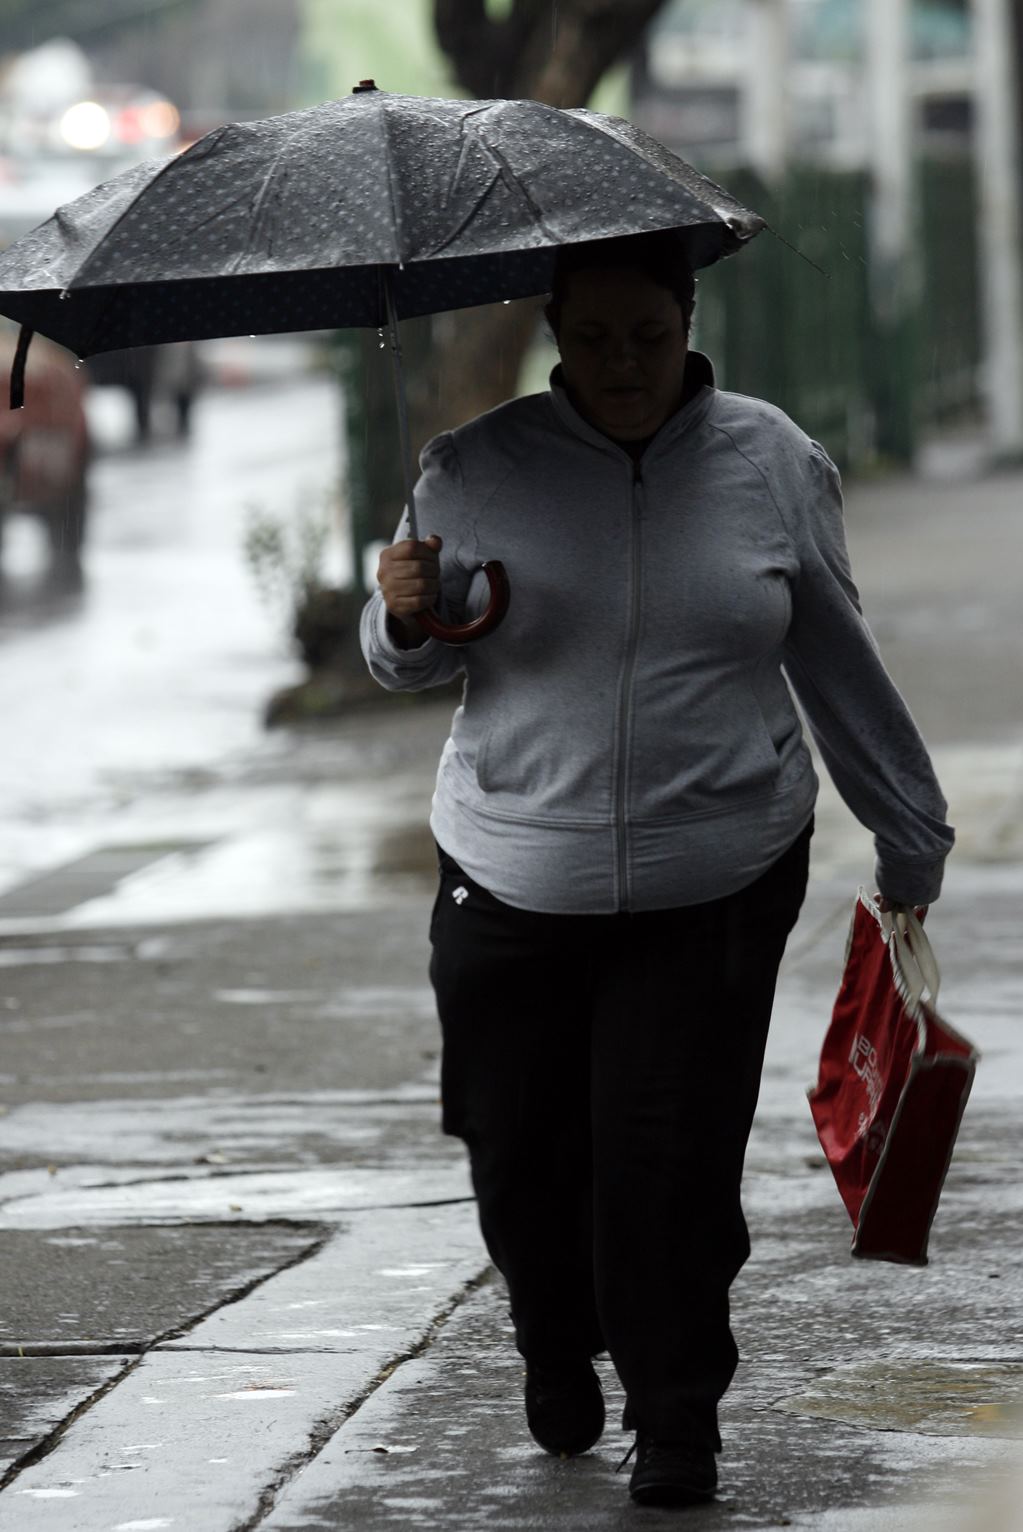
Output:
top-left (748, 683), bottom-right (785, 771)
top-left (475, 719), bottom-right (538, 796)
top-left (475, 726), bottom-right (496, 793)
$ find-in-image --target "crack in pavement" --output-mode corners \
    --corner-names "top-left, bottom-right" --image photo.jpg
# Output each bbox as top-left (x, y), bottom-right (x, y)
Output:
top-left (8, 1162), bottom-right (449, 1194)
top-left (231, 1263), bottom-right (495, 1532)
top-left (0, 1344), bottom-right (145, 1358)
top-left (0, 1176), bottom-right (476, 1219)
top-left (0, 1357), bottom-right (140, 1494)
top-left (0, 1224), bottom-right (332, 1493)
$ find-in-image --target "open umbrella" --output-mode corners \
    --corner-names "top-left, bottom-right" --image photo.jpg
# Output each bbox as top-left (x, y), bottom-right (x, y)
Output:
top-left (0, 84), bottom-right (765, 641)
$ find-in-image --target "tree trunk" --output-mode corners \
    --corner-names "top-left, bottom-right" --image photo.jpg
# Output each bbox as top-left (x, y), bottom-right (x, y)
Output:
top-left (434, 0), bottom-right (667, 105)
top-left (418, 297), bottom-right (549, 443)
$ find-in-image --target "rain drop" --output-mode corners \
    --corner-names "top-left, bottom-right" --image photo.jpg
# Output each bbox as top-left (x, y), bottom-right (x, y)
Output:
top-left (248, 334), bottom-right (256, 339)
top-left (59, 289), bottom-right (71, 301)
top-left (503, 299), bottom-right (511, 305)
top-left (74, 359), bottom-right (83, 370)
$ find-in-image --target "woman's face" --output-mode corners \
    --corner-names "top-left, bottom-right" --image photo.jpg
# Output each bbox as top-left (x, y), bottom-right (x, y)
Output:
top-left (553, 265), bottom-right (689, 441)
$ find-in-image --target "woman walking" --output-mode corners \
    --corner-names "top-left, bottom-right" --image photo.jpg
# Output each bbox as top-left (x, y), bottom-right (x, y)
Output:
top-left (360, 231), bottom-right (953, 1508)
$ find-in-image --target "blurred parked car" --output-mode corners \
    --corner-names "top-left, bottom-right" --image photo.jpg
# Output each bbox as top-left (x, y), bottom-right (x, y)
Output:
top-left (0, 324), bottom-right (90, 580)
top-left (1, 75), bottom-right (197, 445)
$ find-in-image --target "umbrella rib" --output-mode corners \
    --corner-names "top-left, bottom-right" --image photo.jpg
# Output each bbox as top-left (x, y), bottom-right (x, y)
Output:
top-left (427, 109), bottom-right (564, 257)
top-left (375, 97), bottom-right (407, 271)
top-left (442, 119), bottom-right (481, 211)
top-left (65, 182), bottom-right (263, 361)
top-left (229, 130), bottom-right (305, 272)
top-left (184, 186), bottom-right (263, 241)
top-left (482, 142), bottom-right (560, 243)
top-left (565, 110), bottom-right (757, 228)
top-left (426, 102), bottom-right (521, 255)
top-left (68, 127), bottom-right (233, 292)
top-left (425, 167), bottom-right (503, 259)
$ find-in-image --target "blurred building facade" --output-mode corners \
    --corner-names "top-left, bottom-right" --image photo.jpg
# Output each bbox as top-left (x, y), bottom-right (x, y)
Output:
top-left (631, 0), bottom-right (1021, 468)
top-left (633, 0), bottom-right (973, 167)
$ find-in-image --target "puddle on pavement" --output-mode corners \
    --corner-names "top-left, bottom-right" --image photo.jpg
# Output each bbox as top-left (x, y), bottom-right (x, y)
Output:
top-left (0, 843), bottom-right (213, 918)
top-left (777, 1359), bottom-right (1023, 1437)
top-left (0, 799), bottom-right (439, 932)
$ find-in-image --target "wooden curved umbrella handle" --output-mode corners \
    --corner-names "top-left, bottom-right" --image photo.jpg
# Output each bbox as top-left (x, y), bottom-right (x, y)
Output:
top-left (415, 560), bottom-right (510, 645)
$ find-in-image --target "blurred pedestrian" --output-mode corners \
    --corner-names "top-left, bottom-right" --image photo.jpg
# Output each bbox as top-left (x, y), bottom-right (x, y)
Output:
top-left (360, 230), bottom-right (954, 1508)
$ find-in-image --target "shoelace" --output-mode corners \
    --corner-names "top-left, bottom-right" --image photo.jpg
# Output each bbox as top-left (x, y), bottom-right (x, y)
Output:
top-left (616, 1438), bottom-right (706, 1475)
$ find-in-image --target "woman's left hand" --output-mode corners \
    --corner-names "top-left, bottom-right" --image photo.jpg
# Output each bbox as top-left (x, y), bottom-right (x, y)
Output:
top-left (874, 893), bottom-right (929, 917)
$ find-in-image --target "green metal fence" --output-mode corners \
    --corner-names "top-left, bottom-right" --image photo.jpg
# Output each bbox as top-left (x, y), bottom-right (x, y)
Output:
top-left (916, 155), bottom-right (982, 425)
top-left (694, 156), bottom-right (981, 470)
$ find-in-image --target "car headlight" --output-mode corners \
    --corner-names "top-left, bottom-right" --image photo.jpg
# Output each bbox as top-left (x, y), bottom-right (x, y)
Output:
top-left (59, 101), bottom-right (112, 151)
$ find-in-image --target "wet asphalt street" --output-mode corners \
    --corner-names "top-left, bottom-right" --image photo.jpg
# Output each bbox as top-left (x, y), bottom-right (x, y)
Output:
top-left (0, 371), bottom-right (1021, 1530)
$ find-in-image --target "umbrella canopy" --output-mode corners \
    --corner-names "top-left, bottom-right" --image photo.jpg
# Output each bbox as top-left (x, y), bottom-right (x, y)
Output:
top-left (0, 87), bottom-right (765, 361)
top-left (0, 86), bottom-right (766, 644)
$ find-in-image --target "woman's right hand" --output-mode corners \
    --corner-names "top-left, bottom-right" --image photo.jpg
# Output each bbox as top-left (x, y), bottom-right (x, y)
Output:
top-left (377, 535), bottom-right (442, 645)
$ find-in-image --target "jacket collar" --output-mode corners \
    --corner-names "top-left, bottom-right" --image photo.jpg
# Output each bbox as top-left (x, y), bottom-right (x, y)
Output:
top-left (548, 350), bottom-right (717, 460)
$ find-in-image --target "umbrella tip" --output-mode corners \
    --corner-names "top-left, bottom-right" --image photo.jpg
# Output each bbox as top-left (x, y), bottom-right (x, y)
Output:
top-left (353, 79), bottom-right (378, 93)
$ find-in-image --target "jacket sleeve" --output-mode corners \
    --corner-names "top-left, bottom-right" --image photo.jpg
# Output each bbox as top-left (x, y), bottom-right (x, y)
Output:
top-left (781, 445), bottom-right (954, 905)
top-left (359, 433), bottom-right (471, 693)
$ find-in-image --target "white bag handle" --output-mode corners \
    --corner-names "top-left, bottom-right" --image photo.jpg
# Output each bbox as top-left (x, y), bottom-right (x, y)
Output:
top-left (889, 904), bottom-right (941, 1008)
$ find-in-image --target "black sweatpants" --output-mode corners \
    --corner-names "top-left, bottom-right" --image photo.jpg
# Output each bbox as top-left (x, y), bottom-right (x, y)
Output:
top-left (429, 823), bottom-right (812, 1451)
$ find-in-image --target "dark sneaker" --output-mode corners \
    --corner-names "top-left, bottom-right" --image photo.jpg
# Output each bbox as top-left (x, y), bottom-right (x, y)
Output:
top-left (624, 1434), bottom-right (718, 1506)
top-left (524, 1359), bottom-right (605, 1456)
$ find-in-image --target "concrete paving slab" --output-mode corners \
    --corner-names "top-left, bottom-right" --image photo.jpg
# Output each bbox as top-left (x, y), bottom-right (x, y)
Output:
top-left (0, 1204), bottom-right (487, 1531)
top-left (162, 1203), bottom-right (485, 1355)
top-left (0, 1089), bottom-right (450, 1173)
top-left (0, 1164), bottom-right (474, 1230)
top-left (0, 1357), bottom-right (128, 1475)
top-left (0, 1224), bottom-right (323, 1350)
top-left (1, 1349), bottom-right (358, 1531)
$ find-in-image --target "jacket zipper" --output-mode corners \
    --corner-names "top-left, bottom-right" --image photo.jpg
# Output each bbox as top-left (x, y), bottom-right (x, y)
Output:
top-left (614, 458), bottom-right (644, 910)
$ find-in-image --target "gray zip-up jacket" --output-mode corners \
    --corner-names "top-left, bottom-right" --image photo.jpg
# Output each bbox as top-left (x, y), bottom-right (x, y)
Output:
top-left (360, 356), bottom-right (953, 914)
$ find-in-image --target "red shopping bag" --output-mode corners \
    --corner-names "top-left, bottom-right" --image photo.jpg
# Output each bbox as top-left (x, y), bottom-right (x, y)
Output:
top-left (808, 891), bottom-right (979, 1265)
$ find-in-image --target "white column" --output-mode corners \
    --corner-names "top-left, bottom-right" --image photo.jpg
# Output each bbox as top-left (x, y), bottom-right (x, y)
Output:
top-left (973, 0), bottom-right (1023, 453)
top-left (744, 0), bottom-right (789, 182)
top-left (866, 0), bottom-right (913, 319)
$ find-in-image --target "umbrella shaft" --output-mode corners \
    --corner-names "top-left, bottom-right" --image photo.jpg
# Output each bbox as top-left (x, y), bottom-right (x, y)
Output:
top-left (383, 271), bottom-right (420, 543)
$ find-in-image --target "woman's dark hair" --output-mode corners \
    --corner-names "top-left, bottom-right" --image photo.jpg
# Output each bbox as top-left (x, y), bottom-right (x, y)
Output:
top-left (545, 231), bottom-right (697, 336)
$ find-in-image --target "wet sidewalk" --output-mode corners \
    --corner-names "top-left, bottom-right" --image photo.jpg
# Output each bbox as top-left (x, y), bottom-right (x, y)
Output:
top-left (1, 456), bottom-right (1022, 1530)
top-left (1, 864), bottom-right (1019, 1532)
